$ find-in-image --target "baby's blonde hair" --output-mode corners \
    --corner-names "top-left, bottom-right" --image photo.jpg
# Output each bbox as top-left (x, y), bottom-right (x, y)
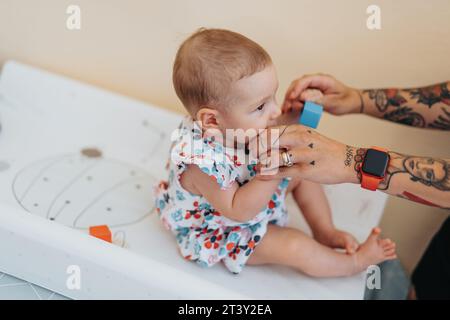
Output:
top-left (173, 28), bottom-right (272, 117)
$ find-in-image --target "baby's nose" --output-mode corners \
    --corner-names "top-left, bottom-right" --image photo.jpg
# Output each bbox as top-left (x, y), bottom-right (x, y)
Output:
top-left (271, 106), bottom-right (282, 119)
top-left (267, 107), bottom-right (282, 126)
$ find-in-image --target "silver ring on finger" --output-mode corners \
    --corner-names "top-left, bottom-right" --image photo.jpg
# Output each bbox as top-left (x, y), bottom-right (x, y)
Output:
top-left (281, 151), bottom-right (293, 167)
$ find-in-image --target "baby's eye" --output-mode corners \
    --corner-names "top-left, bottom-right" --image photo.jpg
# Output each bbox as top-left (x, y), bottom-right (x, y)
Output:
top-left (256, 103), bottom-right (265, 111)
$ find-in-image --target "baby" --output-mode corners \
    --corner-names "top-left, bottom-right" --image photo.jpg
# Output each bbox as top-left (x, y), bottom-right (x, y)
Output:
top-left (154, 28), bottom-right (396, 276)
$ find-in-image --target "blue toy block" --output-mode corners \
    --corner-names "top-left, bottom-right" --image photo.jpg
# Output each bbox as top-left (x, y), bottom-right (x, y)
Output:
top-left (299, 101), bottom-right (323, 129)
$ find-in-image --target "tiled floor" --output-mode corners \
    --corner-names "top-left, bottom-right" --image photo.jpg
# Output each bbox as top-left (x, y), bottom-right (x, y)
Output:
top-left (0, 272), bottom-right (68, 300)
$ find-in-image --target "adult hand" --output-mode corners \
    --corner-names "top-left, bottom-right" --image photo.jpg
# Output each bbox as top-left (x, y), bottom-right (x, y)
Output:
top-left (254, 124), bottom-right (361, 185)
top-left (282, 74), bottom-right (362, 116)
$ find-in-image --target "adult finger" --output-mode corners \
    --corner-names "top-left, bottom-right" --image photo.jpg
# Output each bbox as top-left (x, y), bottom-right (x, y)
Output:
top-left (273, 124), bottom-right (314, 150)
top-left (287, 74), bottom-right (334, 100)
top-left (256, 163), bottom-right (310, 179)
top-left (258, 146), bottom-right (314, 172)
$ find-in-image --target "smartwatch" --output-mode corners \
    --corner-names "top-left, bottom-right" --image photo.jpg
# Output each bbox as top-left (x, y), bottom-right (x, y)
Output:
top-left (360, 147), bottom-right (390, 191)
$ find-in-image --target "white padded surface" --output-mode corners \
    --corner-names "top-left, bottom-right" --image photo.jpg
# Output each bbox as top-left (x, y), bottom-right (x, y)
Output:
top-left (0, 61), bottom-right (387, 299)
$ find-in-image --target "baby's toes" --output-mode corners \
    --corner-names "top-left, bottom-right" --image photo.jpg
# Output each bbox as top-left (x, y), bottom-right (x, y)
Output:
top-left (384, 243), bottom-right (396, 252)
top-left (385, 253), bottom-right (397, 260)
top-left (368, 227), bottom-right (381, 243)
top-left (378, 238), bottom-right (393, 248)
top-left (384, 249), bottom-right (396, 257)
top-left (383, 241), bottom-right (397, 259)
top-left (383, 242), bottom-right (396, 252)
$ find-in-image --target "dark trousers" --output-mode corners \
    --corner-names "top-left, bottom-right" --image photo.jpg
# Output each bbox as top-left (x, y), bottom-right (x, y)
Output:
top-left (412, 216), bottom-right (450, 299)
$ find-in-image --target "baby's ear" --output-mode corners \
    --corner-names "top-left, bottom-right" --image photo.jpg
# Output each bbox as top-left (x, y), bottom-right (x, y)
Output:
top-left (196, 107), bottom-right (220, 129)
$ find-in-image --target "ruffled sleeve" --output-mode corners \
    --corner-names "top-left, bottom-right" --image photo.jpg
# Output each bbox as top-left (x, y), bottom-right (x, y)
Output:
top-left (170, 117), bottom-right (238, 190)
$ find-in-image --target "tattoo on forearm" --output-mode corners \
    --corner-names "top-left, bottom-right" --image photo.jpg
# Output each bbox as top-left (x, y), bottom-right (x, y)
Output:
top-left (382, 106), bottom-right (425, 127)
top-left (409, 83), bottom-right (450, 108)
top-left (402, 156), bottom-right (450, 191)
top-left (429, 107), bottom-right (450, 130)
top-left (363, 83), bottom-right (450, 130)
top-left (344, 145), bottom-right (354, 167)
top-left (380, 152), bottom-right (450, 192)
top-left (350, 148), bottom-right (449, 196)
top-left (364, 89), bottom-right (407, 112)
top-left (398, 191), bottom-right (449, 209)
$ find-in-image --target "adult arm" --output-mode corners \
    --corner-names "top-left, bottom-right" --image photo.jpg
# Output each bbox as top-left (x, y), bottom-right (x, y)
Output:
top-left (255, 125), bottom-right (450, 209)
top-left (283, 74), bottom-right (450, 130)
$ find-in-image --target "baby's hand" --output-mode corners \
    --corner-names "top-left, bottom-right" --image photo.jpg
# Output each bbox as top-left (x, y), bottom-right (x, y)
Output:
top-left (315, 228), bottom-right (360, 254)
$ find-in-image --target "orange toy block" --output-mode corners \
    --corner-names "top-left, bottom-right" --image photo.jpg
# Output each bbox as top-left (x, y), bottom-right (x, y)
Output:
top-left (89, 225), bottom-right (112, 243)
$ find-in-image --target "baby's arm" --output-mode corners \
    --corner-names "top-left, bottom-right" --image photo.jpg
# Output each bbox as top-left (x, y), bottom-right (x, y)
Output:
top-left (182, 164), bottom-right (282, 222)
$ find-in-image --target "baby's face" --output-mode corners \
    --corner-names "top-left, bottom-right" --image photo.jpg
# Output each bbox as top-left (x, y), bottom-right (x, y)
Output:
top-left (217, 64), bottom-right (281, 143)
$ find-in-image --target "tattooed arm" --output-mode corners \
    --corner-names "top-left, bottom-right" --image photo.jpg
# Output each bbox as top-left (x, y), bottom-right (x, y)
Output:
top-left (256, 125), bottom-right (450, 209)
top-left (350, 147), bottom-right (450, 209)
top-left (282, 75), bottom-right (450, 130)
top-left (361, 83), bottom-right (450, 129)
top-left (277, 75), bottom-right (449, 206)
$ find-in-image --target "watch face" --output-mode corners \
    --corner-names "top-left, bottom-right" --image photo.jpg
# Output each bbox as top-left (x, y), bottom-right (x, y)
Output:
top-left (362, 149), bottom-right (389, 177)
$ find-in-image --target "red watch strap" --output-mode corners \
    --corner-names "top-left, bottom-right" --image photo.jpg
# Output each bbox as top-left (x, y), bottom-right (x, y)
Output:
top-left (361, 174), bottom-right (382, 191)
top-left (361, 147), bottom-right (388, 191)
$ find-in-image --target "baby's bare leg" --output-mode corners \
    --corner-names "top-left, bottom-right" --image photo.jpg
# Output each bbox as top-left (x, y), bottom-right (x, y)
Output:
top-left (247, 225), bottom-right (396, 277)
top-left (288, 178), bottom-right (359, 254)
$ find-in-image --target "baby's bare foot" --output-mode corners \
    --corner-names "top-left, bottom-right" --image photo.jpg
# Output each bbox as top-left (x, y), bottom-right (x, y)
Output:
top-left (354, 227), bottom-right (397, 272)
top-left (315, 229), bottom-right (359, 254)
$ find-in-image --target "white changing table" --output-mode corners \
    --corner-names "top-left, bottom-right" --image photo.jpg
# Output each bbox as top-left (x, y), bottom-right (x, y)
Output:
top-left (0, 61), bottom-right (387, 299)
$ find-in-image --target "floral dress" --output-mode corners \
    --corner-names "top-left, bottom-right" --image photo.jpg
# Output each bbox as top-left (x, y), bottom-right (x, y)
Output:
top-left (154, 116), bottom-right (290, 274)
